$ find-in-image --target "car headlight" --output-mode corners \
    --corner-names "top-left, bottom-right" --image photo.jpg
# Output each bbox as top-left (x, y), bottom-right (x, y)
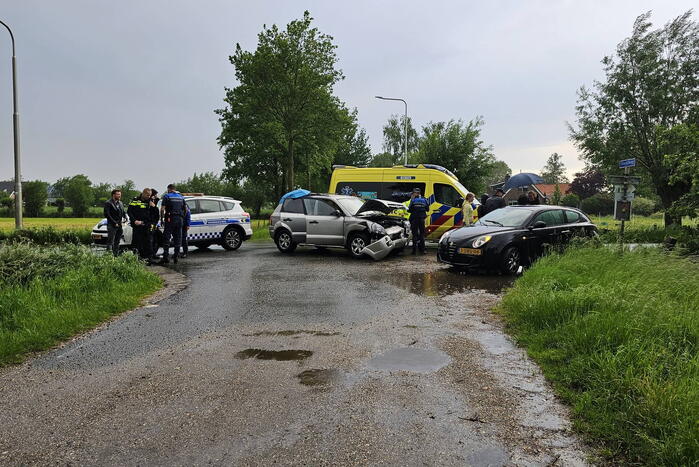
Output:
top-left (439, 230), bottom-right (452, 243)
top-left (472, 235), bottom-right (492, 248)
top-left (98, 220), bottom-right (107, 228)
top-left (370, 223), bottom-right (386, 236)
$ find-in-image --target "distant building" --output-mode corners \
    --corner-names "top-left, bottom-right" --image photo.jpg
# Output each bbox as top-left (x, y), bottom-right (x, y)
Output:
top-left (489, 178), bottom-right (573, 205)
top-left (0, 181), bottom-right (14, 195)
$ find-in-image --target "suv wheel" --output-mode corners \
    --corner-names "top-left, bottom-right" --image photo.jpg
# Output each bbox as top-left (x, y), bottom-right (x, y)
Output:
top-left (221, 226), bottom-right (243, 251)
top-left (275, 229), bottom-right (297, 253)
top-left (348, 232), bottom-right (369, 259)
top-left (500, 246), bottom-right (521, 275)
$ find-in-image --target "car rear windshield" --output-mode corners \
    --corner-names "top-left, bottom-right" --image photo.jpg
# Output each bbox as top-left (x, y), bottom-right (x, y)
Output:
top-left (478, 208), bottom-right (533, 227)
top-left (336, 197), bottom-right (365, 215)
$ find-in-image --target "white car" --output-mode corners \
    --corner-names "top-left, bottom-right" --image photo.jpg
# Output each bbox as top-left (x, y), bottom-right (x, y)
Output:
top-left (91, 195), bottom-right (253, 251)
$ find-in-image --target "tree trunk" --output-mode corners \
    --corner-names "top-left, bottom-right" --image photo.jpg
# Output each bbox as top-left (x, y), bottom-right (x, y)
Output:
top-left (286, 139), bottom-right (295, 192)
top-left (657, 185), bottom-right (684, 227)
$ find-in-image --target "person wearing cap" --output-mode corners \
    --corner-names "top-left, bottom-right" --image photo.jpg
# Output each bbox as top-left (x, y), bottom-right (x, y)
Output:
top-left (408, 188), bottom-right (429, 254)
top-left (484, 188), bottom-right (507, 214)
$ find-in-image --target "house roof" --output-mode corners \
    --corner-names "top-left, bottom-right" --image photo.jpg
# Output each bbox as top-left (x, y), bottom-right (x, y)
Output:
top-left (533, 183), bottom-right (572, 196)
top-left (0, 181), bottom-right (14, 193)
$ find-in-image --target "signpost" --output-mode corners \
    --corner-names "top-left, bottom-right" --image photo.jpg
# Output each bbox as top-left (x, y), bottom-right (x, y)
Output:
top-left (610, 158), bottom-right (640, 247)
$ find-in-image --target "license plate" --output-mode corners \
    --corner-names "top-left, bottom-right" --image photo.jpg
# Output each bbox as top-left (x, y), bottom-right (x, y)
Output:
top-left (458, 247), bottom-right (482, 255)
top-left (91, 234), bottom-right (102, 240)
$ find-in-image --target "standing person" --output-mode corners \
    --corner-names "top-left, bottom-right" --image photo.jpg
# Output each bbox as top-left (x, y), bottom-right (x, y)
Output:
top-left (158, 184), bottom-right (186, 264)
top-left (149, 189), bottom-right (161, 259)
top-left (180, 202), bottom-right (191, 258)
top-left (127, 188), bottom-right (154, 263)
top-left (103, 189), bottom-right (126, 256)
top-left (461, 193), bottom-right (476, 226)
top-left (484, 188), bottom-right (507, 213)
top-left (527, 190), bottom-right (540, 205)
top-left (408, 188), bottom-right (429, 254)
top-left (477, 194), bottom-right (490, 218)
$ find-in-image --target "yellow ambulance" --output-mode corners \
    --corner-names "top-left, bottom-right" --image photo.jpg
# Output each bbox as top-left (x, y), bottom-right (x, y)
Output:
top-left (329, 164), bottom-right (477, 241)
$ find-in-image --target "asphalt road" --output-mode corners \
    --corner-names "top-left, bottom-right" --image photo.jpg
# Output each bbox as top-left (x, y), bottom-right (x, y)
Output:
top-left (0, 243), bottom-right (589, 466)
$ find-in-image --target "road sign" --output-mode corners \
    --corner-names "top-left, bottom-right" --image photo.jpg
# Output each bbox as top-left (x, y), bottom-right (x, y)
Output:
top-left (609, 175), bottom-right (642, 185)
top-left (619, 158), bottom-right (636, 168)
top-left (615, 200), bottom-right (631, 221)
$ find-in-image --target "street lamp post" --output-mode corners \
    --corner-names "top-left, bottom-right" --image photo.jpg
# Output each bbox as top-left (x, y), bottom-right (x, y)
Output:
top-left (0, 19), bottom-right (22, 229)
top-left (375, 96), bottom-right (408, 165)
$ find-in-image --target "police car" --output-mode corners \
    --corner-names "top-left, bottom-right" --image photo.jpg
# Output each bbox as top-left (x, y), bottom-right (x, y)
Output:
top-left (91, 195), bottom-right (253, 252)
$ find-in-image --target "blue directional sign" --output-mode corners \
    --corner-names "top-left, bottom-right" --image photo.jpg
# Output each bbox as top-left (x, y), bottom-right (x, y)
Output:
top-left (619, 158), bottom-right (636, 168)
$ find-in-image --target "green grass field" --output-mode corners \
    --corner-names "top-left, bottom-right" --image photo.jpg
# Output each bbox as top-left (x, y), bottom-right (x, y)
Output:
top-left (0, 217), bottom-right (101, 232)
top-left (500, 246), bottom-right (699, 464)
top-left (590, 214), bottom-right (698, 230)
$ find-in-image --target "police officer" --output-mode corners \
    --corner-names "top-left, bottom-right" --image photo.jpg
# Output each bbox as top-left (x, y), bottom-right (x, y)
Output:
top-left (149, 188), bottom-right (161, 259)
top-left (127, 188), bottom-right (154, 262)
top-left (158, 184), bottom-right (186, 264)
top-left (180, 202), bottom-right (191, 258)
top-left (408, 187), bottom-right (429, 254)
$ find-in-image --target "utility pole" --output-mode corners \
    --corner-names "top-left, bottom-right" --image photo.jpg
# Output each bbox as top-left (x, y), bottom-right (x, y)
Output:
top-left (375, 96), bottom-right (408, 165)
top-left (0, 19), bottom-right (22, 229)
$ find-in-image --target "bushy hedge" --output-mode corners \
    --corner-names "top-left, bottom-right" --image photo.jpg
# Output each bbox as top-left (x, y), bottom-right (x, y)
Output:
top-left (597, 225), bottom-right (699, 255)
top-left (581, 193), bottom-right (614, 216)
top-left (0, 227), bottom-right (92, 245)
top-left (632, 197), bottom-right (657, 216)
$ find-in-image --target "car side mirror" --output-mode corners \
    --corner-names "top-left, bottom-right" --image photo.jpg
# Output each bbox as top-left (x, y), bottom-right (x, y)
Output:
top-left (456, 197), bottom-right (464, 207)
top-left (531, 220), bottom-right (547, 229)
top-left (332, 209), bottom-right (343, 217)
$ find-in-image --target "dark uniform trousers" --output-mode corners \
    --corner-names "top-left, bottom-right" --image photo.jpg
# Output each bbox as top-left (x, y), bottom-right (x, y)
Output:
top-left (106, 224), bottom-right (122, 256)
top-left (132, 225), bottom-right (152, 259)
top-left (410, 217), bottom-right (426, 253)
top-left (162, 217), bottom-right (183, 259)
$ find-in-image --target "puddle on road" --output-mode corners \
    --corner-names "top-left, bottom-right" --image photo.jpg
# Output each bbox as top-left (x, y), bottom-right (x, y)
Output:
top-left (378, 269), bottom-right (514, 297)
top-left (242, 330), bottom-right (340, 337)
top-left (465, 445), bottom-right (509, 467)
top-left (235, 349), bottom-right (313, 361)
top-left (367, 348), bottom-right (451, 373)
top-left (297, 368), bottom-right (342, 386)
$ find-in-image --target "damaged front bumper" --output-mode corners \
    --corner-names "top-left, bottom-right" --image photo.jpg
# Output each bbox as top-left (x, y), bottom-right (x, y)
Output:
top-left (361, 235), bottom-right (409, 261)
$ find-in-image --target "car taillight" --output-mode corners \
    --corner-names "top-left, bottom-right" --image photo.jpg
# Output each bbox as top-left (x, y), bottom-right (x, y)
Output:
top-left (242, 212), bottom-right (250, 217)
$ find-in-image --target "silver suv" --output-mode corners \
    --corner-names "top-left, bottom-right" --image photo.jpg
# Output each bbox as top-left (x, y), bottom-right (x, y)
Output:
top-left (269, 194), bottom-right (411, 260)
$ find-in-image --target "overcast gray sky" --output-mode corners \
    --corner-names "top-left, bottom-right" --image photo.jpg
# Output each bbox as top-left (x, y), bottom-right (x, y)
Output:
top-left (0, 1), bottom-right (695, 191)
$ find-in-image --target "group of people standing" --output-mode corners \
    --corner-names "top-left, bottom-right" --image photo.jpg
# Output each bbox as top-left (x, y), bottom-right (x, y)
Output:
top-left (407, 186), bottom-right (540, 252)
top-left (102, 183), bottom-right (191, 265)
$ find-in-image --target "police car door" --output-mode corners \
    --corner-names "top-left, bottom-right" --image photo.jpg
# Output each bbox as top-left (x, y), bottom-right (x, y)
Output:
top-left (194, 199), bottom-right (227, 242)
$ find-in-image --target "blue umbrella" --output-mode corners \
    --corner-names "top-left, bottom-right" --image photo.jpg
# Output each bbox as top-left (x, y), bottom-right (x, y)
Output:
top-left (503, 173), bottom-right (545, 190)
top-left (279, 189), bottom-right (310, 204)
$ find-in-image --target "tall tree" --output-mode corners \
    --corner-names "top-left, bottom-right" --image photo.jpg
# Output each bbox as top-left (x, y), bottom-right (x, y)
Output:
top-left (381, 114), bottom-right (420, 165)
top-left (115, 180), bottom-right (138, 202)
top-left (64, 175), bottom-right (93, 217)
top-left (415, 118), bottom-right (496, 194)
top-left (661, 123), bottom-right (699, 219)
top-left (217, 11), bottom-right (348, 195)
top-left (540, 153), bottom-right (569, 184)
top-left (570, 11), bottom-right (699, 225)
top-left (484, 160), bottom-right (512, 188)
top-left (22, 180), bottom-right (48, 217)
top-left (570, 167), bottom-right (607, 199)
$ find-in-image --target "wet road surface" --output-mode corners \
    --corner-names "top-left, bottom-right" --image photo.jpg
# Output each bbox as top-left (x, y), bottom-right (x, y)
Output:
top-left (0, 244), bottom-right (589, 465)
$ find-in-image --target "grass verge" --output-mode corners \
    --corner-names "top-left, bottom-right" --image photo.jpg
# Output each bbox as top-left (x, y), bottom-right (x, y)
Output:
top-left (500, 245), bottom-right (699, 464)
top-left (0, 217), bottom-right (101, 231)
top-left (0, 243), bottom-right (162, 365)
top-left (250, 219), bottom-right (271, 242)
